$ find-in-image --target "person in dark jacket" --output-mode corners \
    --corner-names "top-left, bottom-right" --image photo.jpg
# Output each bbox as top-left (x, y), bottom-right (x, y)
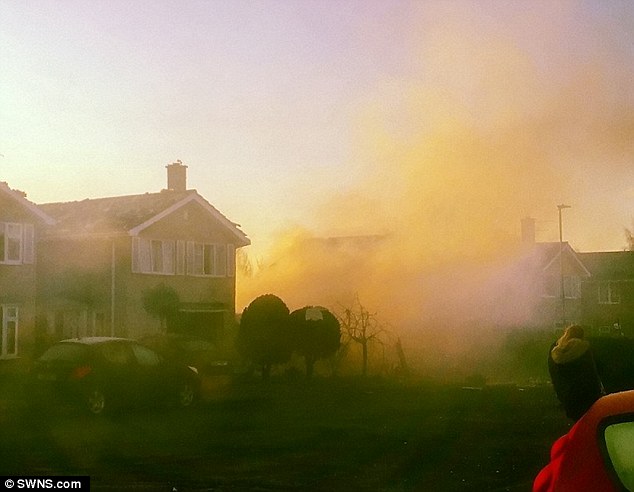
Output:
top-left (548, 325), bottom-right (605, 421)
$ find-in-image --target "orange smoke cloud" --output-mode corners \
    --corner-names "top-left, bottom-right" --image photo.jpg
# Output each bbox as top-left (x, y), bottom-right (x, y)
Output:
top-left (236, 4), bottom-right (633, 366)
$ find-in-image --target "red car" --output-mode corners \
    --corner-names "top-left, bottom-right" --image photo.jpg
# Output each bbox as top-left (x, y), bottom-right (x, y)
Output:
top-left (533, 390), bottom-right (634, 492)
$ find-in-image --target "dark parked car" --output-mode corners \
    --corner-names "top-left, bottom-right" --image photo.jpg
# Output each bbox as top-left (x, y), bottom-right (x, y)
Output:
top-left (140, 334), bottom-right (234, 401)
top-left (31, 337), bottom-right (200, 415)
top-left (140, 333), bottom-right (222, 370)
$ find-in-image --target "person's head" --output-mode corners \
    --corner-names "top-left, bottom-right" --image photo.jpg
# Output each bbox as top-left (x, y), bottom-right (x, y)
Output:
top-left (555, 324), bottom-right (585, 348)
top-left (566, 325), bottom-right (584, 340)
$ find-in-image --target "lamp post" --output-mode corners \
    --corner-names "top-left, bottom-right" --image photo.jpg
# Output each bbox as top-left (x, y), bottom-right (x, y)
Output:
top-left (558, 204), bottom-right (571, 328)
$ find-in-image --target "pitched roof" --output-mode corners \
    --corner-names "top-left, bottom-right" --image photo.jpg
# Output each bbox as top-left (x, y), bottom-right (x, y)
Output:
top-left (0, 181), bottom-right (56, 225)
top-left (39, 189), bottom-right (250, 246)
top-left (529, 242), bottom-right (591, 277)
top-left (577, 251), bottom-right (634, 280)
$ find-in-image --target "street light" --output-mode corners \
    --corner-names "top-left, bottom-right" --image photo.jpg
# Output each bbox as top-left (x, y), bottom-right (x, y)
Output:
top-left (558, 204), bottom-right (571, 328)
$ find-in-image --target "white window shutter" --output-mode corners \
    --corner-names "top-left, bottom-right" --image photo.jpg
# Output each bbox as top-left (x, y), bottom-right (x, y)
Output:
top-left (140, 239), bottom-right (151, 272)
top-left (186, 241), bottom-right (194, 275)
top-left (176, 240), bottom-right (185, 275)
top-left (164, 240), bottom-right (175, 274)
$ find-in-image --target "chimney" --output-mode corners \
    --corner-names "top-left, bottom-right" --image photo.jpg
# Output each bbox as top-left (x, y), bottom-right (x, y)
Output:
top-left (521, 217), bottom-right (536, 245)
top-left (166, 160), bottom-right (187, 192)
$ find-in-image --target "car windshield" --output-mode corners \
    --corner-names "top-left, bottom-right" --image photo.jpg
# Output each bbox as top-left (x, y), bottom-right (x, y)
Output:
top-left (131, 344), bottom-right (161, 367)
top-left (98, 343), bottom-right (134, 366)
top-left (39, 343), bottom-right (88, 362)
top-left (604, 420), bottom-right (634, 491)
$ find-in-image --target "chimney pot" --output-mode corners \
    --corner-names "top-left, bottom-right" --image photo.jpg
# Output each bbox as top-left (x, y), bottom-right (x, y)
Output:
top-left (166, 160), bottom-right (188, 192)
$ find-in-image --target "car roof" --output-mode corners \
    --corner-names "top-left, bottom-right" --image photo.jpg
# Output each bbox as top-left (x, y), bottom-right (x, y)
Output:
top-left (586, 390), bottom-right (634, 423)
top-left (57, 337), bottom-right (136, 345)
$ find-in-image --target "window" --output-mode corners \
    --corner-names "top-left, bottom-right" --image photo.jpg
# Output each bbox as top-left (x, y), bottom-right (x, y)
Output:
top-left (1, 305), bottom-right (18, 358)
top-left (132, 238), bottom-right (175, 275)
top-left (188, 242), bottom-right (231, 277)
top-left (541, 275), bottom-right (581, 298)
top-left (100, 343), bottom-right (134, 366)
top-left (132, 237), bottom-right (235, 277)
top-left (151, 240), bottom-right (164, 272)
top-left (603, 421), bottom-right (634, 491)
top-left (131, 344), bottom-right (161, 367)
top-left (39, 343), bottom-right (88, 363)
top-left (203, 244), bottom-right (214, 274)
top-left (599, 281), bottom-right (621, 304)
top-left (563, 276), bottom-right (581, 299)
top-left (187, 242), bottom-right (207, 276)
top-left (0, 222), bottom-right (34, 265)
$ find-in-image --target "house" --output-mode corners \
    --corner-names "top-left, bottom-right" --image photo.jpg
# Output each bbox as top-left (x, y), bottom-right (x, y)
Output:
top-left (531, 241), bottom-right (592, 329)
top-left (512, 218), bottom-right (633, 336)
top-left (578, 251), bottom-right (634, 336)
top-left (36, 162), bottom-right (250, 349)
top-left (0, 182), bottom-right (55, 362)
top-left (493, 237), bottom-right (590, 331)
top-left (521, 244), bottom-right (634, 337)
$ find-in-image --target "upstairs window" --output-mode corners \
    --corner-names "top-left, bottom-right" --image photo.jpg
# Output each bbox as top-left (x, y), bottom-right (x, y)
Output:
top-left (132, 238), bottom-right (176, 275)
top-left (188, 242), bottom-right (229, 277)
top-left (541, 275), bottom-right (581, 298)
top-left (0, 222), bottom-right (34, 265)
top-left (563, 276), bottom-right (581, 299)
top-left (598, 281), bottom-right (620, 304)
top-left (132, 238), bottom-right (235, 277)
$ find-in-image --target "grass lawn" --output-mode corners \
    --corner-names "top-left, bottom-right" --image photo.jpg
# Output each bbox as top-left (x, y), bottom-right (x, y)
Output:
top-left (0, 376), bottom-right (571, 491)
top-left (188, 378), bottom-right (571, 491)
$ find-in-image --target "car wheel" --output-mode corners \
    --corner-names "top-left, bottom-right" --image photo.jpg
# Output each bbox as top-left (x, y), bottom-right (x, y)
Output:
top-left (177, 381), bottom-right (196, 408)
top-left (86, 388), bottom-right (106, 415)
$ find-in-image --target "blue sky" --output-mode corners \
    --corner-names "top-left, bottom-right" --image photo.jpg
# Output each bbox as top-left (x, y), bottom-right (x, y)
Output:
top-left (2, 0), bottom-right (633, 256)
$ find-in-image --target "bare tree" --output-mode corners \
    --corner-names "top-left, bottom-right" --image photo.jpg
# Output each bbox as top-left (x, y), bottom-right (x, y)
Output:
top-left (336, 296), bottom-right (386, 377)
top-left (236, 248), bottom-right (266, 277)
top-left (625, 222), bottom-right (634, 251)
top-left (236, 248), bottom-right (254, 277)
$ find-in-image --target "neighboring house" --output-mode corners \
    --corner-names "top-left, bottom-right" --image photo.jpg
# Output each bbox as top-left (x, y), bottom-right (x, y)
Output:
top-left (511, 218), bottom-right (633, 335)
top-left (533, 241), bottom-right (592, 329)
top-left (520, 244), bottom-right (634, 336)
top-left (494, 238), bottom-right (591, 331)
top-left (36, 162), bottom-right (250, 347)
top-left (0, 182), bottom-right (55, 362)
top-left (579, 251), bottom-right (634, 336)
